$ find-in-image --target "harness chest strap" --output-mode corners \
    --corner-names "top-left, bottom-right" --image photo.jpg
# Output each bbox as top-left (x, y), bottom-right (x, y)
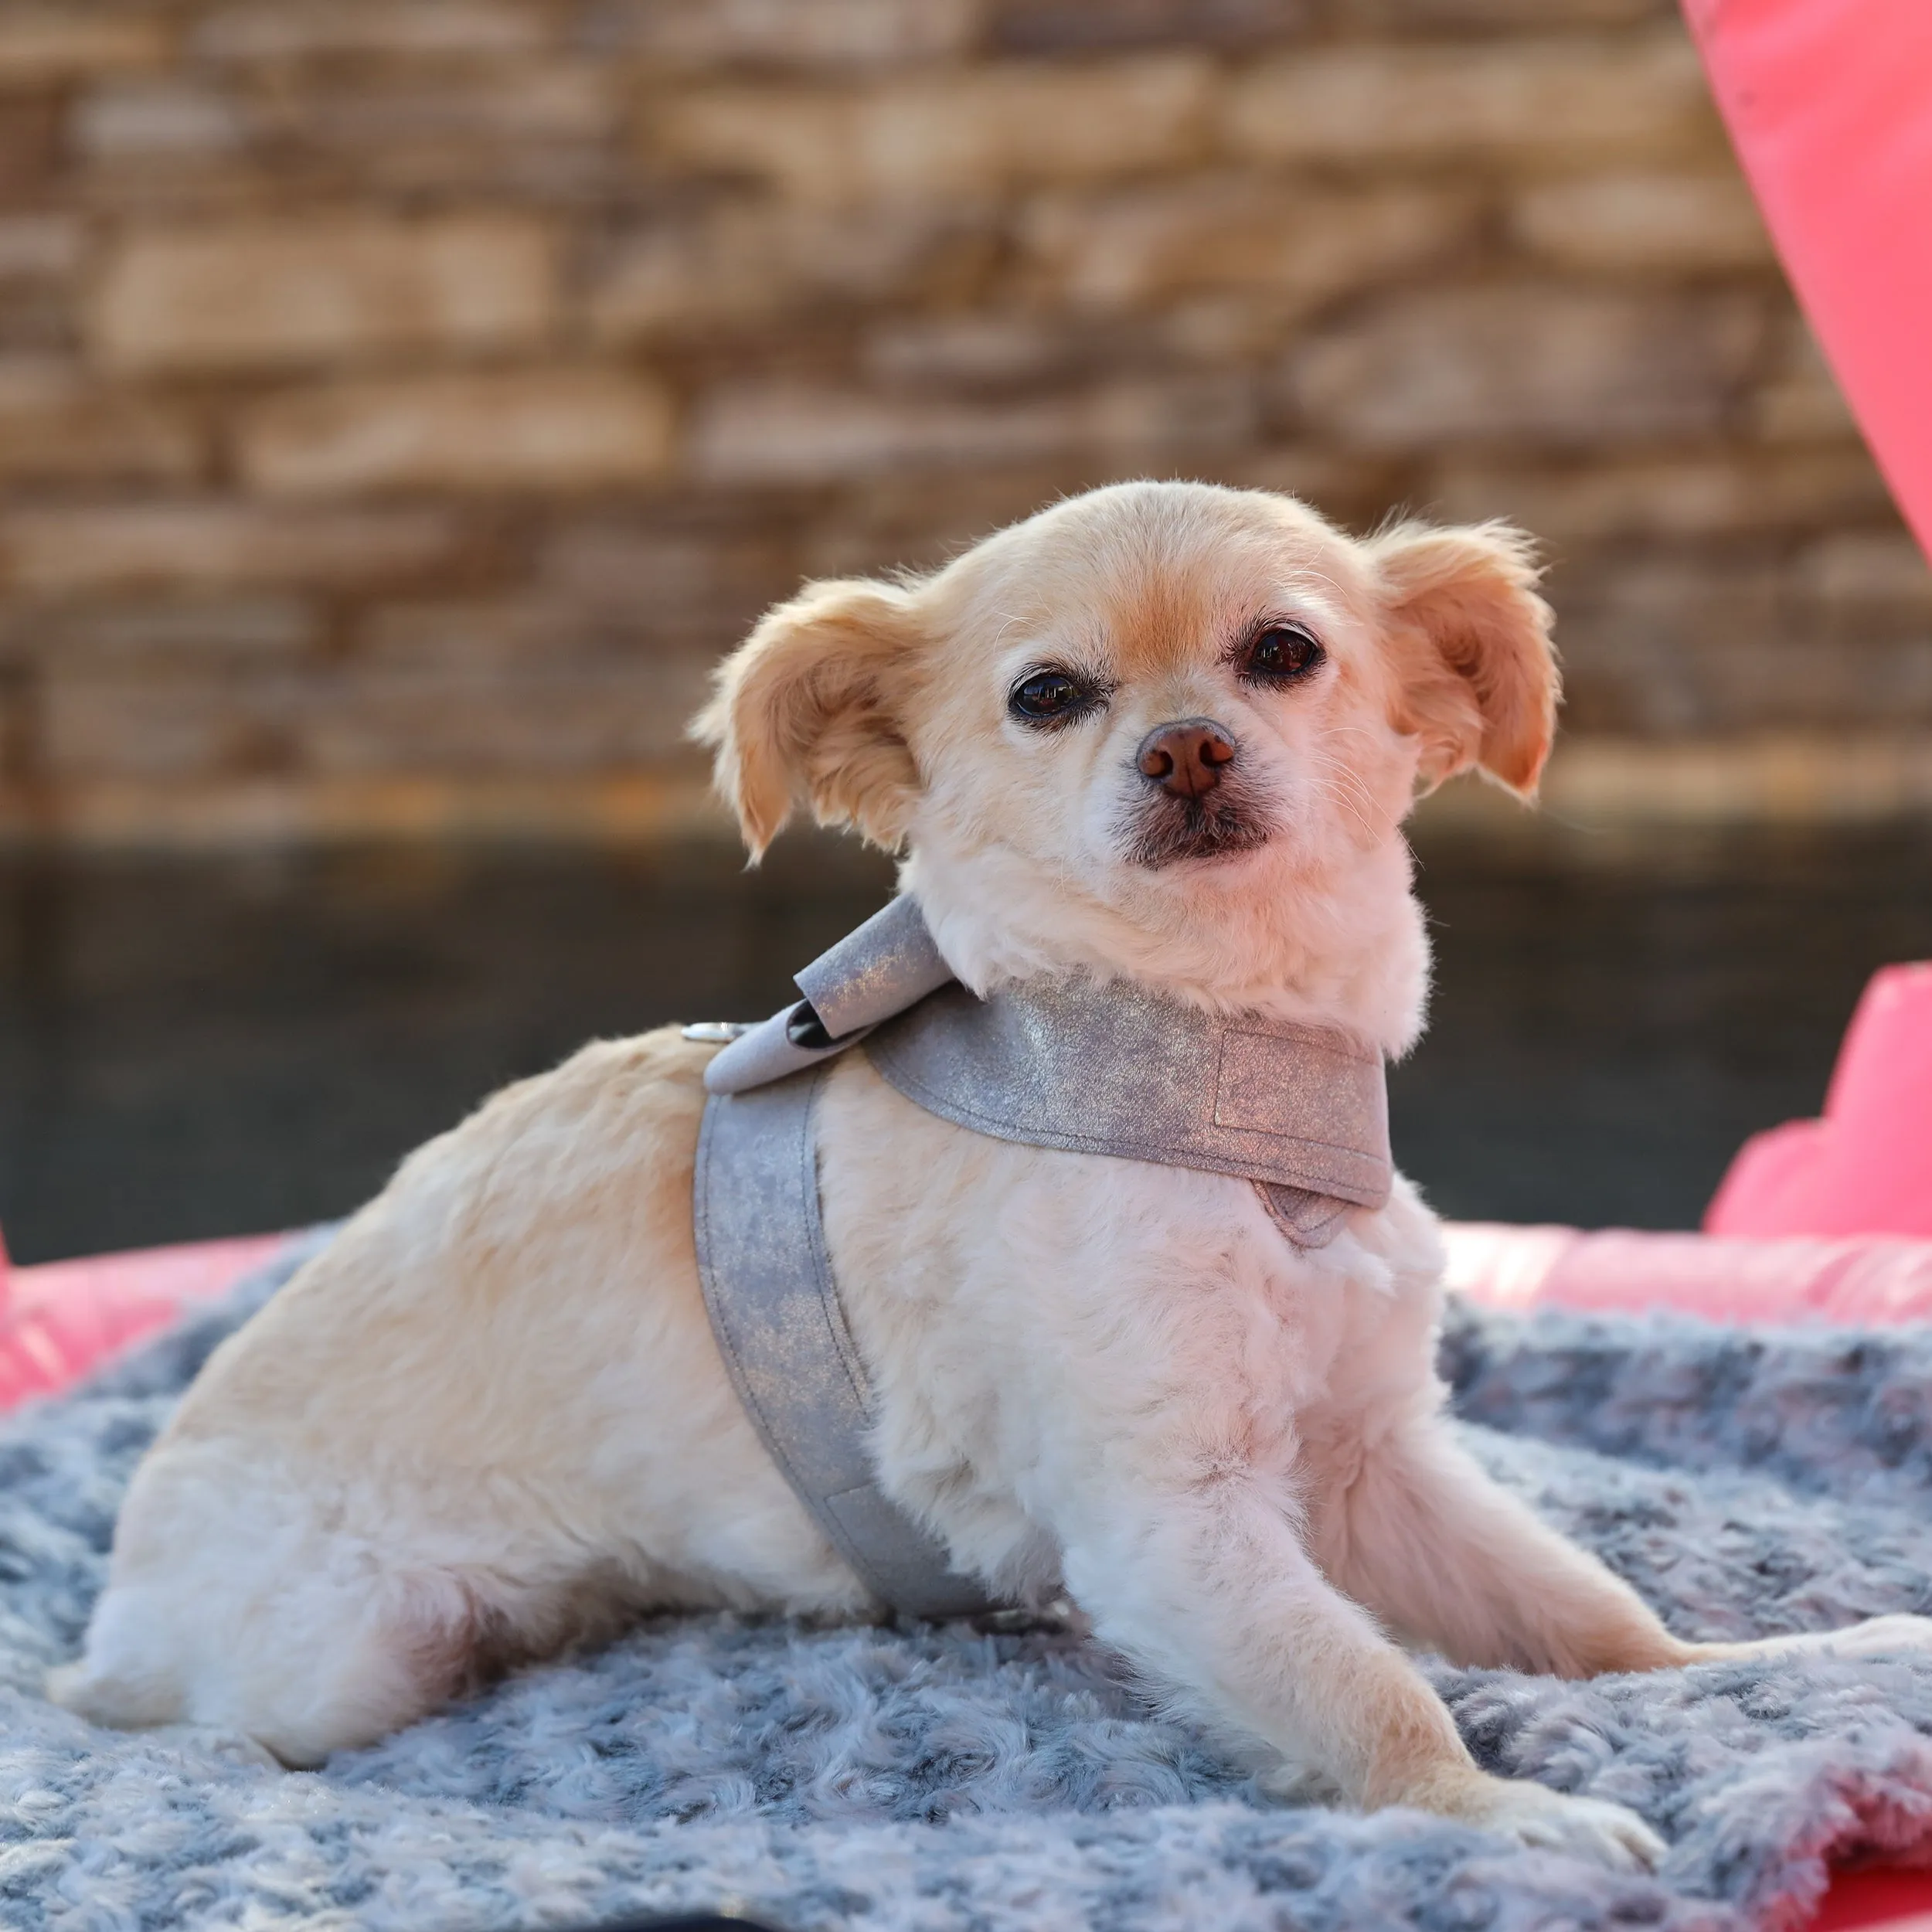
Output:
top-left (690, 896), bottom-right (1394, 1617)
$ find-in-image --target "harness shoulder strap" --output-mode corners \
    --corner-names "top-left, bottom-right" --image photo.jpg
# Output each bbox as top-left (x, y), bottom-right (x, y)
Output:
top-left (692, 1069), bottom-right (995, 1620)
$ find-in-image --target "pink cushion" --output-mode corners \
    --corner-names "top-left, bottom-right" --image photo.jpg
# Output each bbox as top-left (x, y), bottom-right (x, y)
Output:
top-left (0, 1235), bottom-right (288, 1410)
top-left (1447, 1223), bottom-right (1932, 1325)
top-left (1685, 0), bottom-right (1932, 558)
top-left (1708, 963), bottom-right (1932, 1240)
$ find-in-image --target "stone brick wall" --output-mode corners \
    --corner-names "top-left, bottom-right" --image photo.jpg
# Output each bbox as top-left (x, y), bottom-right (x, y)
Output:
top-left (0, 0), bottom-right (1927, 843)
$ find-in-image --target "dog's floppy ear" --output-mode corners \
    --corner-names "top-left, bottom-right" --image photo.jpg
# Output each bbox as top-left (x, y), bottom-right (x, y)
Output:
top-left (690, 576), bottom-right (924, 859)
top-left (1369, 520), bottom-right (1560, 798)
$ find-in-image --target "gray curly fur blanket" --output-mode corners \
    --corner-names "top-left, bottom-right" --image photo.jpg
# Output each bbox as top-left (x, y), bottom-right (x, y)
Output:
top-left (9, 1237), bottom-right (1932, 1932)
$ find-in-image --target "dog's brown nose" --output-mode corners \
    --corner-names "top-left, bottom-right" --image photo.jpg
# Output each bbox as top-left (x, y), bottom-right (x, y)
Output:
top-left (1137, 719), bottom-right (1236, 800)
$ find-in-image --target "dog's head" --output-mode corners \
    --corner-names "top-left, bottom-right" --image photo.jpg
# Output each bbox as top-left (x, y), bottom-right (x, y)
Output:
top-left (693, 481), bottom-right (1556, 1044)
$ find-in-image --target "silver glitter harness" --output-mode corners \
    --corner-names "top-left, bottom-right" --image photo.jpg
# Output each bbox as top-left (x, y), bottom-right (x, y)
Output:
top-left (690, 896), bottom-right (1393, 1619)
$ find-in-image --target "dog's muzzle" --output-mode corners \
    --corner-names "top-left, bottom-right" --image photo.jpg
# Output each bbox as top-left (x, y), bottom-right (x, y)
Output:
top-left (1121, 718), bottom-right (1271, 869)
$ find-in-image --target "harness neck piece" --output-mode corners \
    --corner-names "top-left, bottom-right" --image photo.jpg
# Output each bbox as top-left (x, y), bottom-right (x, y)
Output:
top-left (692, 895), bottom-right (1393, 1618)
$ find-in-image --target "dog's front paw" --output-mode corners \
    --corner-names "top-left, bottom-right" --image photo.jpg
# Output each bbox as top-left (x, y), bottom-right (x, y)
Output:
top-left (1816, 1615), bottom-right (1932, 1662)
top-left (1811, 1614), bottom-right (1932, 1659)
top-left (1456, 1777), bottom-right (1665, 1872)
top-left (1730, 1613), bottom-right (1932, 1664)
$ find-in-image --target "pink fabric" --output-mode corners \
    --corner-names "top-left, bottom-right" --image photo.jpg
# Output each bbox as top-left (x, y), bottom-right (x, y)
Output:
top-left (1814, 1869), bottom-right (1932, 1932)
top-left (1707, 963), bottom-right (1932, 1239)
top-left (2, 1225), bottom-right (1912, 1419)
top-left (1447, 1223), bottom-right (1932, 1325)
top-left (0, 1234), bottom-right (288, 1411)
top-left (1684, 0), bottom-right (1932, 559)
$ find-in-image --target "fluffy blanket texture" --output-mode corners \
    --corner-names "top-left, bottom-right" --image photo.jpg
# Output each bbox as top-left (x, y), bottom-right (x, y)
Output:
top-left (6, 1237), bottom-right (1932, 1932)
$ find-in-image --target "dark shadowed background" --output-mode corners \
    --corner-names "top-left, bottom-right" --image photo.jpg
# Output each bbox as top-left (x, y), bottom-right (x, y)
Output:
top-left (5, 819), bottom-right (1930, 1263)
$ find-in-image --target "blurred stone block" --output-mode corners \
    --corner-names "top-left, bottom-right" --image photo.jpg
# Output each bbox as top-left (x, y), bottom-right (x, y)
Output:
top-left (0, 96), bottom-right (58, 202)
top-left (1752, 319), bottom-right (1862, 444)
top-left (1427, 451), bottom-right (1896, 542)
top-left (258, 66), bottom-right (621, 151)
top-left (71, 80), bottom-right (249, 162)
top-left (190, 2), bottom-right (548, 60)
top-left (1230, 32), bottom-right (1714, 165)
top-left (0, 213), bottom-right (80, 282)
top-left (0, 657), bottom-right (24, 787)
top-left (1555, 549), bottom-right (1932, 736)
top-left (239, 368), bottom-right (676, 496)
top-left (1359, 0), bottom-right (1673, 21)
top-left (90, 217), bottom-right (556, 376)
top-left (0, 360), bottom-right (203, 485)
top-left (1287, 284), bottom-right (1764, 449)
top-left (861, 313), bottom-right (1093, 392)
top-left (537, 527), bottom-right (802, 634)
top-left (1510, 170), bottom-right (1774, 271)
top-left (352, 593), bottom-right (768, 713)
top-left (0, 11), bottom-right (167, 82)
top-left (355, 596), bottom-right (625, 665)
top-left (40, 657), bottom-right (716, 780)
top-left (0, 504), bottom-right (466, 594)
top-left (27, 597), bottom-right (322, 666)
top-left (1797, 532), bottom-right (1932, 619)
top-left (304, 662), bottom-right (716, 770)
top-left (584, 0), bottom-right (977, 69)
top-left (1021, 177), bottom-right (1478, 309)
top-left (651, 56), bottom-right (1213, 204)
top-left (988, 0), bottom-right (1311, 53)
top-left (0, 215), bottom-right (80, 349)
top-left (691, 375), bottom-right (1256, 483)
top-left (587, 202), bottom-right (993, 340)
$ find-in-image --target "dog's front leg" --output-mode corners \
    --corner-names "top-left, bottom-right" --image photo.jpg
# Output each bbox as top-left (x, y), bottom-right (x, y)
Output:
top-left (1335, 1417), bottom-right (1932, 1677)
top-left (1059, 1481), bottom-right (1664, 1869)
top-left (1328, 1418), bottom-right (1699, 1678)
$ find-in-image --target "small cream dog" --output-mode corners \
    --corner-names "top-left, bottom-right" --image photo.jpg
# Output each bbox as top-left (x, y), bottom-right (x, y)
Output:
top-left (52, 481), bottom-right (1932, 1867)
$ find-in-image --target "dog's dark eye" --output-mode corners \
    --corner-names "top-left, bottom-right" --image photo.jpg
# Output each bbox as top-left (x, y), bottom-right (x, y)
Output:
top-left (1009, 668), bottom-right (1094, 725)
top-left (1243, 624), bottom-right (1325, 684)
